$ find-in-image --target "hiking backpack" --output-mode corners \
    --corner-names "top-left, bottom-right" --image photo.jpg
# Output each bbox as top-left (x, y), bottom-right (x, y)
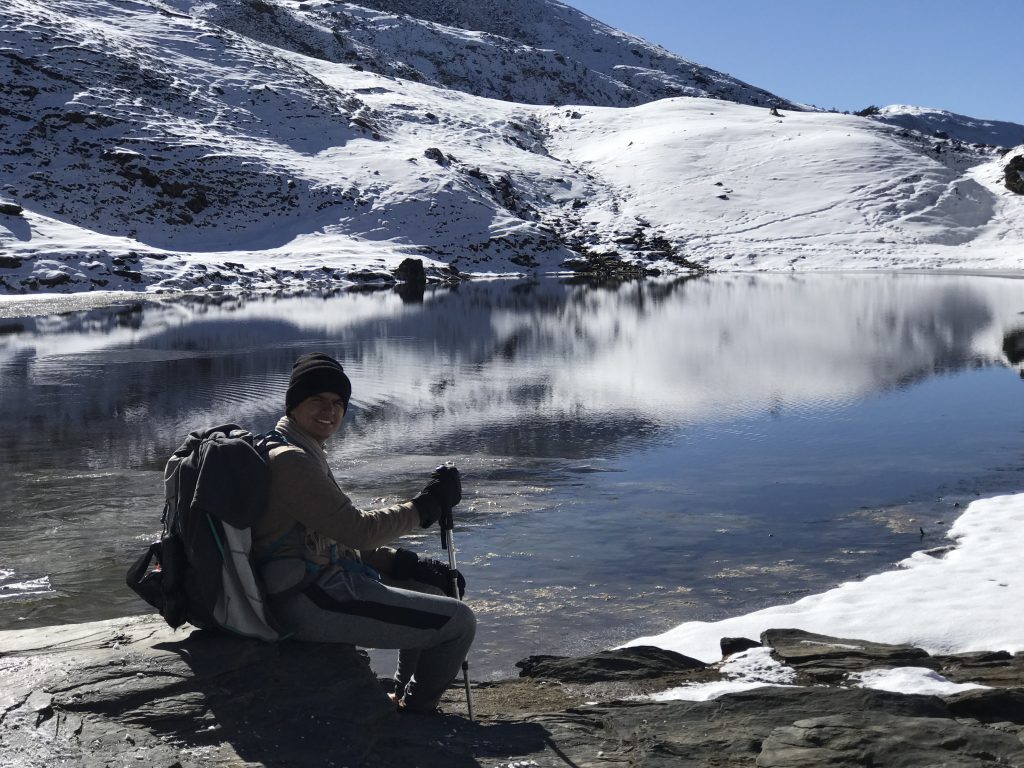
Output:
top-left (126, 424), bottom-right (287, 641)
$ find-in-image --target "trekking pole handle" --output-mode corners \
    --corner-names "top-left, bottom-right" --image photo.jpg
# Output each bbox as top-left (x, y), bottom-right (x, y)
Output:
top-left (435, 460), bottom-right (457, 549)
top-left (439, 504), bottom-right (454, 550)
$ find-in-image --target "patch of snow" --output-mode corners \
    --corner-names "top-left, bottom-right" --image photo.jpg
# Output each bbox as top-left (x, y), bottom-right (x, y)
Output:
top-left (644, 647), bottom-right (797, 702)
top-left (851, 667), bottom-right (990, 696)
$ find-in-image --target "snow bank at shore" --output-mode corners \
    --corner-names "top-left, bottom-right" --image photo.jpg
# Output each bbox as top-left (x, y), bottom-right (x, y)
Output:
top-left (626, 492), bottom-right (1024, 663)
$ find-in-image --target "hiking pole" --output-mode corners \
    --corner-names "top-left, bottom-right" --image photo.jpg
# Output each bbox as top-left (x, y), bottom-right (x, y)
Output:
top-left (440, 504), bottom-right (474, 721)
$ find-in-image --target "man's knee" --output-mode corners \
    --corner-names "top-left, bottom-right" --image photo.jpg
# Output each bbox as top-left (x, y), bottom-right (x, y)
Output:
top-left (449, 600), bottom-right (476, 641)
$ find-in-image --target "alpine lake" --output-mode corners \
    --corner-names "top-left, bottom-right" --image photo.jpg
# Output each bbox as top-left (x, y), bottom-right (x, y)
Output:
top-left (1, 272), bottom-right (1023, 680)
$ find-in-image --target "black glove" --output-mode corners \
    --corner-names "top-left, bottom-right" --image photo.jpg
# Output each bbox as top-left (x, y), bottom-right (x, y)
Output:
top-left (390, 547), bottom-right (420, 581)
top-left (411, 464), bottom-right (461, 528)
top-left (412, 558), bottom-right (466, 599)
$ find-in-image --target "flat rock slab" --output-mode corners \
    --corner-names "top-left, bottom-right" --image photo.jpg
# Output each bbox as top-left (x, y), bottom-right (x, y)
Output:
top-left (758, 711), bottom-right (1024, 768)
top-left (762, 628), bottom-right (935, 683)
top-left (762, 627), bottom-right (935, 666)
top-left (3, 618), bottom-right (1024, 767)
top-left (515, 644), bottom-right (706, 682)
top-left (763, 627), bottom-right (1024, 692)
top-left (0, 616), bottom-right (394, 767)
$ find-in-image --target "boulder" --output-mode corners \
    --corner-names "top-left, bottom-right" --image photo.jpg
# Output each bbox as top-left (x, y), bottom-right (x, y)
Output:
top-left (757, 711), bottom-right (1024, 767)
top-left (945, 687), bottom-right (1024, 724)
top-left (515, 644), bottom-right (706, 683)
top-left (936, 649), bottom-right (1024, 687)
top-left (571, 687), bottom-right (954, 768)
top-left (762, 628), bottom-right (934, 683)
top-left (393, 257), bottom-right (426, 285)
top-left (1005, 153), bottom-right (1024, 194)
top-left (422, 147), bottom-right (449, 166)
top-left (721, 636), bottom-right (762, 657)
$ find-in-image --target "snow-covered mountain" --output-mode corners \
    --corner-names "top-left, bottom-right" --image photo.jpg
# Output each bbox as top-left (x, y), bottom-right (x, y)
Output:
top-left (1, 0), bottom-right (1023, 295)
top-left (872, 105), bottom-right (1024, 150)
top-left (195, 0), bottom-right (797, 109)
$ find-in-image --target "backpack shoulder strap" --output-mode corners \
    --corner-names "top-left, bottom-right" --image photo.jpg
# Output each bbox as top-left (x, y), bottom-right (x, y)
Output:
top-left (254, 429), bottom-right (291, 456)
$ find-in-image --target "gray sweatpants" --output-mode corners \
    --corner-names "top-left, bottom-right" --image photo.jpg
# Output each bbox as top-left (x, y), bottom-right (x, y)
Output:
top-left (272, 568), bottom-right (476, 712)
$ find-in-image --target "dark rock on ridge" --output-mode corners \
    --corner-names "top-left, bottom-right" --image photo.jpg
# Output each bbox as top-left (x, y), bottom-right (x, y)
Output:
top-left (3, 618), bottom-right (1024, 767)
top-left (1006, 154), bottom-right (1024, 194)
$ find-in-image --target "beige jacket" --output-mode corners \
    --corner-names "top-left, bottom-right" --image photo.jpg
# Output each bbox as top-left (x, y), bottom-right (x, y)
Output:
top-left (252, 416), bottom-right (421, 593)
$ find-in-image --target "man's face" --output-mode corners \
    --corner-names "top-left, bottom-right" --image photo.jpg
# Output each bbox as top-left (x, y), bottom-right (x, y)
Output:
top-left (291, 391), bottom-right (346, 442)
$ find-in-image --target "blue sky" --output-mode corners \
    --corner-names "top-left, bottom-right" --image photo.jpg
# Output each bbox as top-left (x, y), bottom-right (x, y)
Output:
top-left (566, 0), bottom-right (1023, 125)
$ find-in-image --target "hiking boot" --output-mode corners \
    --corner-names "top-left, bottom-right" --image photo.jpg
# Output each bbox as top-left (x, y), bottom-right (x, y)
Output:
top-left (388, 692), bottom-right (443, 716)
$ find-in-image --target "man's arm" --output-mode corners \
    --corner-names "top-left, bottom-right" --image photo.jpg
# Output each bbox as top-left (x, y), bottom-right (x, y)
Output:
top-left (267, 448), bottom-right (420, 551)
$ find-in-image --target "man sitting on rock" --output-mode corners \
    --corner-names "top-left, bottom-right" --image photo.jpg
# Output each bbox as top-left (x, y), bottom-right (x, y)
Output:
top-left (253, 352), bottom-right (475, 714)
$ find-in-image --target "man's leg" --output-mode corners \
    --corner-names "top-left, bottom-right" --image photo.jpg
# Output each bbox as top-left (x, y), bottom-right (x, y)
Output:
top-left (382, 577), bottom-right (443, 696)
top-left (275, 570), bottom-right (476, 712)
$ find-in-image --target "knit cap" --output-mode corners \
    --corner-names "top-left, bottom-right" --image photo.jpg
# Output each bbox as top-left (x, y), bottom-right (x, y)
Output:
top-left (285, 353), bottom-right (352, 413)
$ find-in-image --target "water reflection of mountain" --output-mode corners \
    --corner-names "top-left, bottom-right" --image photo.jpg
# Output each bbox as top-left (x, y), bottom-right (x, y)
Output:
top-left (1004, 329), bottom-right (1024, 365)
top-left (0, 274), bottom-right (1021, 472)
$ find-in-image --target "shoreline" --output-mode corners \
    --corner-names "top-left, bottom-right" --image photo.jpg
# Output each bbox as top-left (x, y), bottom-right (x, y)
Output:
top-left (2, 616), bottom-right (1021, 767)
top-left (3, 265), bottom-right (1024, 321)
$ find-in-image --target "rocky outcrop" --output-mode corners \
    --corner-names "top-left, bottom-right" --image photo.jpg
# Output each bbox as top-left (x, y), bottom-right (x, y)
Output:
top-left (0, 616), bottom-right (395, 767)
top-left (760, 627), bottom-right (935, 683)
top-left (2, 618), bottom-right (1023, 767)
top-left (1005, 153), bottom-right (1024, 194)
top-left (757, 711), bottom-right (1024, 768)
top-left (515, 644), bottom-right (705, 683)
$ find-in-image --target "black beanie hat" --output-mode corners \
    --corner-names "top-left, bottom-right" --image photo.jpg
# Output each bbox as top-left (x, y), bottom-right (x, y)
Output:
top-left (285, 353), bottom-right (352, 413)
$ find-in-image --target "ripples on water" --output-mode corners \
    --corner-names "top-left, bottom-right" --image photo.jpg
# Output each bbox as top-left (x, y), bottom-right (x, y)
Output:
top-left (1, 274), bottom-right (1023, 677)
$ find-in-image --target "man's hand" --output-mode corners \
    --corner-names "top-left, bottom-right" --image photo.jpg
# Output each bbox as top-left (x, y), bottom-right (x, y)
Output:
top-left (412, 558), bottom-right (466, 599)
top-left (412, 464), bottom-right (461, 528)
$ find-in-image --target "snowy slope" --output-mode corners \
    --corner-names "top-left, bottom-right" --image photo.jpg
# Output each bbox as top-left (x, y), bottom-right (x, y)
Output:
top-left (195, 0), bottom-right (796, 109)
top-left (1, 0), bottom-right (1023, 295)
top-left (544, 100), bottom-right (1024, 271)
